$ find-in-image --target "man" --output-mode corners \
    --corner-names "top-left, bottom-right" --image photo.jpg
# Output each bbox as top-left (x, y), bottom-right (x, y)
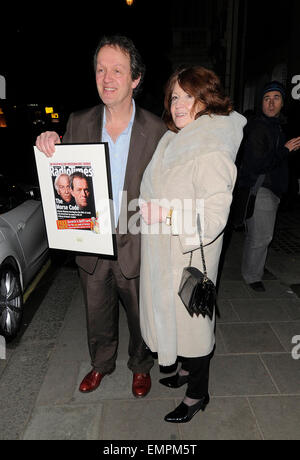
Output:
top-left (54, 173), bottom-right (73, 203)
top-left (70, 172), bottom-right (91, 210)
top-left (239, 81), bottom-right (300, 292)
top-left (36, 35), bottom-right (166, 396)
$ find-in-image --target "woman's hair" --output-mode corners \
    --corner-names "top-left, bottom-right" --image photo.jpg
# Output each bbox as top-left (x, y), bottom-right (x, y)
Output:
top-left (163, 66), bottom-right (233, 132)
top-left (93, 35), bottom-right (145, 98)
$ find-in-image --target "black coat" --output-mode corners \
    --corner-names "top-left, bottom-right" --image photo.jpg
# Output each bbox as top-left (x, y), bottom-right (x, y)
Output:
top-left (237, 113), bottom-right (289, 199)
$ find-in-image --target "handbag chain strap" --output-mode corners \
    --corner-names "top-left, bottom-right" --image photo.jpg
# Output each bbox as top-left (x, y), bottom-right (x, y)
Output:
top-left (188, 214), bottom-right (208, 278)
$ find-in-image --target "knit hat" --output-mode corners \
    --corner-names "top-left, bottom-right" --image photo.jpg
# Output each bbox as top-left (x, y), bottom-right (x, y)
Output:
top-left (262, 81), bottom-right (286, 100)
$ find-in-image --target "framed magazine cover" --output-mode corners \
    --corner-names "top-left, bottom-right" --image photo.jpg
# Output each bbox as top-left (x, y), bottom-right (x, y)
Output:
top-left (34, 143), bottom-right (116, 256)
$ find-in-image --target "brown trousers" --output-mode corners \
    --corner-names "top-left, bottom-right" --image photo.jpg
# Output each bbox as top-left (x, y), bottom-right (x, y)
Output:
top-left (79, 259), bottom-right (154, 374)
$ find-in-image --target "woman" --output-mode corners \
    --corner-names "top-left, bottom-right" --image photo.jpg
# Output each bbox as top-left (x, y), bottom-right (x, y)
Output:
top-left (139, 66), bottom-right (246, 423)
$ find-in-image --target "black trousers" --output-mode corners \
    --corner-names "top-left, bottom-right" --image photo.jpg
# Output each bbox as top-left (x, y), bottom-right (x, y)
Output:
top-left (180, 350), bottom-right (214, 399)
top-left (79, 259), bottom-right (154, 374)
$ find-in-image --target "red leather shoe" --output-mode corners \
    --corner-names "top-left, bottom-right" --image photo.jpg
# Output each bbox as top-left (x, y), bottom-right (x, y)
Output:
top-left (132, 373), bottom-right (151, 398)
top-left (79, 370), bottom-right (104, 393)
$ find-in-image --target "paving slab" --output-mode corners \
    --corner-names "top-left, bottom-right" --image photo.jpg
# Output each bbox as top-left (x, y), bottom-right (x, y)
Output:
top-left (215, 329), bottom-right (227, 354)
top-left (178, 397), bottom-right (262, 440)
top-left (290, 284), bottom-right (300, 297)
top-left (229, 299), bottom-right (294, 322)
top-left (218, 266), bottom-right (244, 281)
top-left (218, 281), bottom-right (251, 299)
top-left (218, 323), bottom-right (285, 353)
top-left (269, 321), bottom-right (300, 352)
top-left (35, 357), bottom-right (81, 407)
top-left (99, 399), bottom-right (180, 440)
top-left (21, 266), bottom-right (79, 343)
top-left (281, 299), bottom-right (300, 320)
top-left (22, 404), bottom-right (103, 440)
top-left (0, 346), bottom-right (14, 378)
top-left (260, 354), bottom-right (300, 394)
top-left (210, 355), bottom-right (278, 396)
top-left (267, 250), bottom-right (300, 285)
top-left (245, 281), bottom-right (298, 299)
top-left (216, 300), bottom-right (240, 323)
top-left (0, 340), bottom-right (55, 440)
top-left (34, 285), bottom-right (88, 407)
top-left (248, 396), bottom-right (300, 440)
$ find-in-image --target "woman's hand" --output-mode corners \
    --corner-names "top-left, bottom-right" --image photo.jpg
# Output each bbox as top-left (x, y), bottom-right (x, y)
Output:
top-left (140, 202), bottom-right (169, 225)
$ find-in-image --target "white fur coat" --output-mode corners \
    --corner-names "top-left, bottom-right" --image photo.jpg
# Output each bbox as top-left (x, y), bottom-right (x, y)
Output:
top-left (139, 112), bottom-right (246, 366)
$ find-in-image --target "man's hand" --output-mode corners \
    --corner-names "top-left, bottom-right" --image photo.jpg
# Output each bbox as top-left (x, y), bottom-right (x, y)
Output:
top-left (285, 136), bottom-right (300, 152)
top-left (35, 131), bottom-right (61, 157)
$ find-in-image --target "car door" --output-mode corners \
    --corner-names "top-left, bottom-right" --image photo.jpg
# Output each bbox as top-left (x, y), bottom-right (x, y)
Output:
top-left (8, 198), bottom-right (47, 259)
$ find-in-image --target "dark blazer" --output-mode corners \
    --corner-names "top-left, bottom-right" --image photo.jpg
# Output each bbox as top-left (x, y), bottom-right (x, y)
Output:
top-left (62, 103), bottom-right (166, 278)
top-left (238, 113), bottom-right (289, 199)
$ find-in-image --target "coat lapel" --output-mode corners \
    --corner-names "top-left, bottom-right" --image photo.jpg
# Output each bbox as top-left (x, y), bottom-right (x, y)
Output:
top-left (87, 105), bottom-right (104, 142)
top-left (123, 106), bottom-right (148, 203)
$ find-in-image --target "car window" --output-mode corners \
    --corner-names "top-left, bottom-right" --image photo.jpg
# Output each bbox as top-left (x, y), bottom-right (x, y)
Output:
top-left (0, 176), bottom-right (27, 214)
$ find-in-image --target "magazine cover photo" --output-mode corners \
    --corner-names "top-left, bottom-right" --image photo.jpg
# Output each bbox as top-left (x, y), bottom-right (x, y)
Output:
top-left (51, 163), bottom-right (98, 231)
top-left (34, 143), bottom-right (115, 256)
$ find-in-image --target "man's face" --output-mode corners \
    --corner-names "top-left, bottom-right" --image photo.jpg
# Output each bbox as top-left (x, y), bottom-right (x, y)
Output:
top-left (71, 177), bottom-right (90, 209)
top-left (57, 175), bottom-right (72, 202)
top-left (262, 91), bottom-right (284, 118)
top-left (95, 45), bottom-right (140, 109)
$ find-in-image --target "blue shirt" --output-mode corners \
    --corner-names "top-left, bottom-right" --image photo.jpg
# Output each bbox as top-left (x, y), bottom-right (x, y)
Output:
top-left (102, 101), bottom-right (135, 225)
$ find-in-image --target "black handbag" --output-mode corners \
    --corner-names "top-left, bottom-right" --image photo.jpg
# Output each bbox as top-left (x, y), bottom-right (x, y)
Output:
top-left (178, 214), bottom-right (216, 320)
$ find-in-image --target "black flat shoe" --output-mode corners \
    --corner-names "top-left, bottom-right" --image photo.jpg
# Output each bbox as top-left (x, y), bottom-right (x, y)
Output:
top-left (159, 373), bottom-right (189, 388)
top-left (164, 395), bottom-right (209, 423)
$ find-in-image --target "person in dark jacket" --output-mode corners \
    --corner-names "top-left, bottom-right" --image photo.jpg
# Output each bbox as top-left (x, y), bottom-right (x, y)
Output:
top-left (239, 81), bottom-right (300, 292)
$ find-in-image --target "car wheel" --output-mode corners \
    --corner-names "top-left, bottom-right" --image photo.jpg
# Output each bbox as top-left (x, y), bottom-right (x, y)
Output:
top-left (0, 266), bottom-right (23, 340)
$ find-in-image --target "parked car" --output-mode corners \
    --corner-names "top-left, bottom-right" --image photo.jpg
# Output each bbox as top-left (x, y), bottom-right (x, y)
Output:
top-left (0, 175), bottom-right (49, 340)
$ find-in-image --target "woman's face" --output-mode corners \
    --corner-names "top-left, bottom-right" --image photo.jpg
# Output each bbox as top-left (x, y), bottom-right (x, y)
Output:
top-left (170, 81), bottom-right (206, 130)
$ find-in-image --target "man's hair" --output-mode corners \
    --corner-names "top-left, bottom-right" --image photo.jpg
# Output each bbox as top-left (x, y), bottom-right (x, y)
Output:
top-left (69, 172), bottom-right (89, 190)
top-left (163, 65), bottom-right (233, 133)
top-left (54, 173), bottom-right (70, 193)
top-left (93, 35), bottom-right (145, 98)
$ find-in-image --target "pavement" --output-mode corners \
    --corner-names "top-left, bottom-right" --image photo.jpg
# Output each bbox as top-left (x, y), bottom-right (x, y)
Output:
top-left (0, 203), bottom-right (300, 441)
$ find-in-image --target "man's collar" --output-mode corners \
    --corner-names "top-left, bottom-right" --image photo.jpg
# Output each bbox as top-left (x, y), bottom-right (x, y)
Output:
top-left (103, 99), bottom-right (136, 127)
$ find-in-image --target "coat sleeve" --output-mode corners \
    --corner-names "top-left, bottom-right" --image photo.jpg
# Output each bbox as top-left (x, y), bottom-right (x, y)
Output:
top-left (172, 151), bottom-right (237, 253)
top-left (241, 121), bottom-right (288, 178)
top-left (62, 113), bottom-right (74, 143)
